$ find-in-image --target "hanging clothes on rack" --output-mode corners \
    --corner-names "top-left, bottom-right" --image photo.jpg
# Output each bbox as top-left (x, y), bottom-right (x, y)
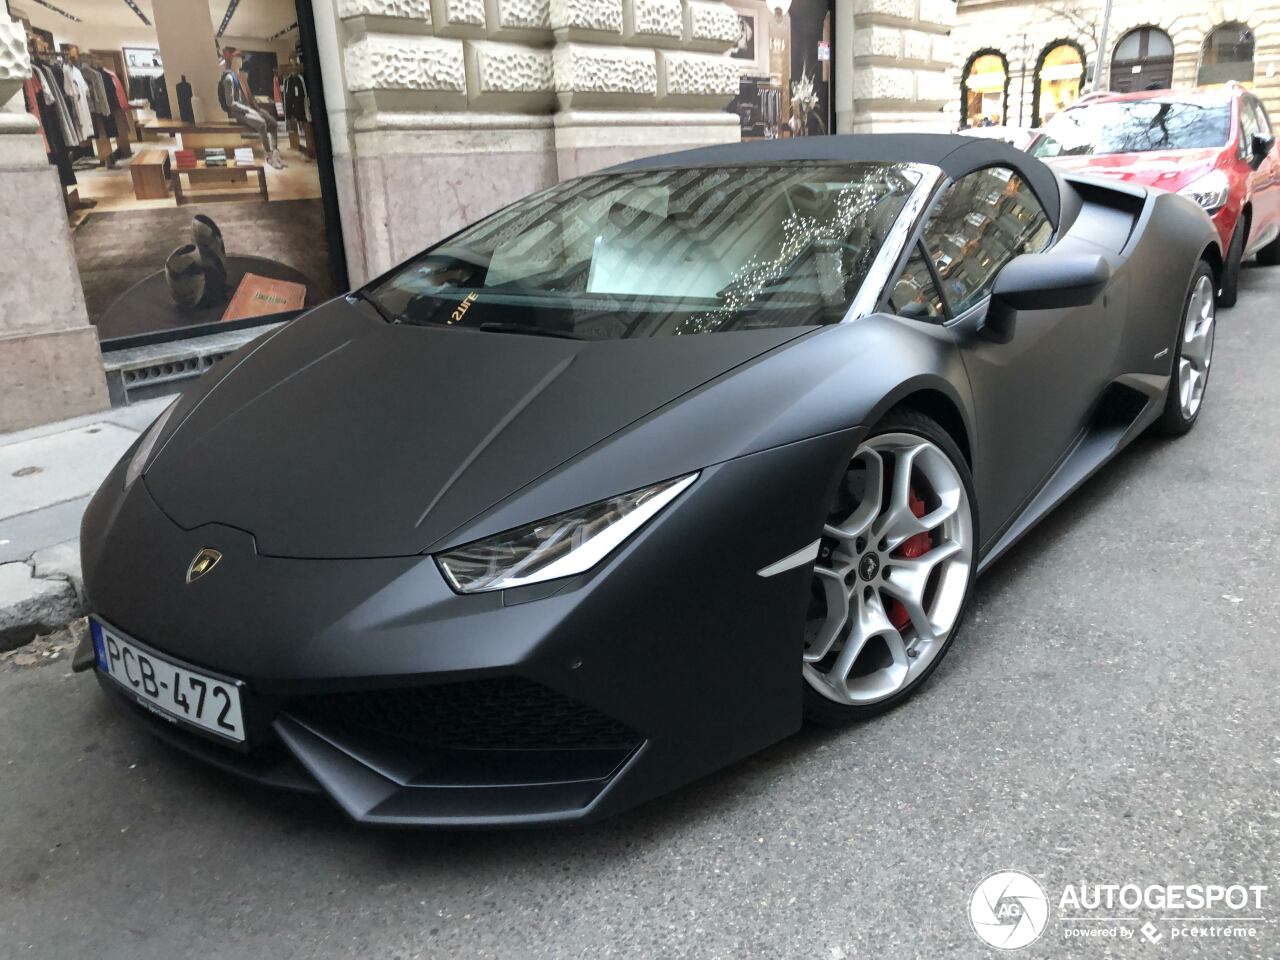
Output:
top-left (149, 74), bottom-right (171, 119)
top-left (282, 72), bottom-right (309, 123)
top-left (63, 61), bottom-right (93, 143)
top-left (27, 62), bottom-right (76, 186)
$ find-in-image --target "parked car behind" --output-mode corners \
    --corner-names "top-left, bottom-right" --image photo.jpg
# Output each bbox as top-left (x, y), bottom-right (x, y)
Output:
top-left (958, 124), bottom-right (1060, 156)
top-left (1037, 85), bottom-right (1280, 305)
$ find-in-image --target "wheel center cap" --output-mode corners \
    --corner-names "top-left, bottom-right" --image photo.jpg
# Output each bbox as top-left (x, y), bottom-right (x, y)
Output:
top-left (859, 553), bottom-right (881, 581)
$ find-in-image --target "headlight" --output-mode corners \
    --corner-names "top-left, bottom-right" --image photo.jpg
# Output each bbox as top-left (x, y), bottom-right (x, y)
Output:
top-left (123, 399), bottom-right (178, 488)
top-left (1177, 169), bottom-right (1231, 213)
top-left (436, 473), bottom-right (698, 593)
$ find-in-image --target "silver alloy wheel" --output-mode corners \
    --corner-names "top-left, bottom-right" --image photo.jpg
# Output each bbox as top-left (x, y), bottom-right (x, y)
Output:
top-left (803, 433), bottom-right (973, 706)
top-left (1178, 274), bottom-right (1215, 420)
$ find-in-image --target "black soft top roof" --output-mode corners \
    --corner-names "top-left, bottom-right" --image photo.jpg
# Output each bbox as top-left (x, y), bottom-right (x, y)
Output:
top-left (606, 133), bottom-right (1062, 227)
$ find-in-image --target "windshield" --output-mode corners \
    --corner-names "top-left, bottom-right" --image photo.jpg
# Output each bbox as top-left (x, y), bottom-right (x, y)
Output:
top-left (1043, 100), bottom-right (1232, 156)
top-left (365, 162), bottom-right (925, 340)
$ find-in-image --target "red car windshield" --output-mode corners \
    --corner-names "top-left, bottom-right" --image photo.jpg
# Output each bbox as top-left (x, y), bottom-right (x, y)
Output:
top-left (1044, 100), bottom-right (1232, 155)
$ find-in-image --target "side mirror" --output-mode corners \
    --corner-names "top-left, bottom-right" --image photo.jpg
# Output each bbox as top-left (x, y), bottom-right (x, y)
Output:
top-left (1251, 133), bottom-right (1274, 170)
top-left (981, 253), bottom-right (1112, 343)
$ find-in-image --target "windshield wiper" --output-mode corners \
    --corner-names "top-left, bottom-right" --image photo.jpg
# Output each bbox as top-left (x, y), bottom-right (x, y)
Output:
top-left (353, 289), bottom-right (398, 324)
top-left (477, 322), bottom-right (587, 340)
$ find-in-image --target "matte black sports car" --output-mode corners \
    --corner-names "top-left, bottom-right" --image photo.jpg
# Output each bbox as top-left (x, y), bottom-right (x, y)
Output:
top-left (77, 134), bottom-right (1220, 826)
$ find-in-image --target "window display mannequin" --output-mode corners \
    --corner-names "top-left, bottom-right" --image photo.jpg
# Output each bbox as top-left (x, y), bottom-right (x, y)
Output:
top-left (217, 46), bottom-right (284, 169)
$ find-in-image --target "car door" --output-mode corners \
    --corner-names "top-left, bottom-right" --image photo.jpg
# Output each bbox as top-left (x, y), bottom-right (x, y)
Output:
top-left (919, 166), bottom-right (1120, 547)
top-left (1244, 95), bottom-right (1280, 254)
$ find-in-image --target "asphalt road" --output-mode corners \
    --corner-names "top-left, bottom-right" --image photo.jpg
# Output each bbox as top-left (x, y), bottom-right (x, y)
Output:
top-left (2, 265), bottom-right (1277, 960)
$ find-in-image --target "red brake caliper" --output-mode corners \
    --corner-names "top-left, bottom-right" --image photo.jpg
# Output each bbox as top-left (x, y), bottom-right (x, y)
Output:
top-left (885, 488), bottom-right (931, 634)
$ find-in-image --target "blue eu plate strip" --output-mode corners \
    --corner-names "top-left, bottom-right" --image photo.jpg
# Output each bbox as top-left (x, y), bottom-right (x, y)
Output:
top-left (89, 619), bottom-right (109, 672)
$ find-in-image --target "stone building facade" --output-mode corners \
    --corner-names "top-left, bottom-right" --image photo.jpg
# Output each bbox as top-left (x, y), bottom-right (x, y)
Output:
top-left (950, 0), bottom-right (1280, 131)
top-left (0, 0), bottom-right (957, 432)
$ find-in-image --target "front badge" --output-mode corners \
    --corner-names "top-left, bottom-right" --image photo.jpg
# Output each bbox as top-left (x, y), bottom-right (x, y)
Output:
top-left (186, 548), bottom-right (222, 584)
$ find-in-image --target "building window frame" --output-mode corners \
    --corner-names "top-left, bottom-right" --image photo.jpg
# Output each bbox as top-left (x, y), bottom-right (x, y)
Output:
top-left (960, 48), bottom-right (1011, 129)
top-left (1109, 25), bottom-right (1175, 93)
top-left (1198, 21), bottom-right (1255, 86)
top-left (1031, 38), bottom-right (1086, 128)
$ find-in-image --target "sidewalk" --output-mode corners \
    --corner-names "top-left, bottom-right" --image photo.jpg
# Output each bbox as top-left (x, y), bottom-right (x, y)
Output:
top-left (0, 397), bottom-right (173, 649)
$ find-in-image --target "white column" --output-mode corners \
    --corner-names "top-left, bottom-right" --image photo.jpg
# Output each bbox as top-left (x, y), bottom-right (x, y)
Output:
top-left (153, 0), bottom-right (224, 121)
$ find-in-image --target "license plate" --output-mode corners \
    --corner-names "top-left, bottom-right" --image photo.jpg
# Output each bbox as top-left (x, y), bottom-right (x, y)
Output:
top-left (91, 620), bottom-right (245, 742)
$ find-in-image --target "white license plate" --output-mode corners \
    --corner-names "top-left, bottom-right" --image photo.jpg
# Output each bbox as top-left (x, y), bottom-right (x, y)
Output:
top-left (92, 620), bottom-right (246, 742)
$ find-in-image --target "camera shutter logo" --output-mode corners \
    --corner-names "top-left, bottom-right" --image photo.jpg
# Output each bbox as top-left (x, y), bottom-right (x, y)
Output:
top-left (969, 870), bottom-right (1050, 950)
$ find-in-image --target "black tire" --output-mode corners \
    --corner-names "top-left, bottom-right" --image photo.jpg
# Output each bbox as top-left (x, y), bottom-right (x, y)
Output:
top-left (1154, 260), bottom-right (1215, 437)
top-left (1257, 232), bottom-right (1280, 267)
top-left (803, 408), bottom-right (978, 726)
top-left (1218, 218), bottom-right (1244, 307)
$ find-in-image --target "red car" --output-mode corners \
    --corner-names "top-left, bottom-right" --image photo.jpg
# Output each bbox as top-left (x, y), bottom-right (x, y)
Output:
top-left (1035, 85), bottom-right (1280, 305)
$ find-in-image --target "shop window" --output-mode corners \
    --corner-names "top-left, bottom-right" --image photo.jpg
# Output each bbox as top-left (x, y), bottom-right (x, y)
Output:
top-left (724, 0), bottom-right (835, 140)
top-left (1110, 27), bottom-right (1174, 93)
top-left (16, 0), bottom-right (345, 349)
top-left (1199, 23), bottom-right (1255, 86)
top-left (962, 51), bottom-right (1009, 128)
top-left (1033, 42), bottom-right (1084, 127)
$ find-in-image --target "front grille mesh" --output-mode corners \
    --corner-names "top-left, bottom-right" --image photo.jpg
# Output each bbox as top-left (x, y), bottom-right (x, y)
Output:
top-left (297, 677), bottom-right (640, 751)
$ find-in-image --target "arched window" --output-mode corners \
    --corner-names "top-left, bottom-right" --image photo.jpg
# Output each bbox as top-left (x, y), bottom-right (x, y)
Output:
top-left (962, 50), bottom-right (1009, 128)
top-left (1199, 23), bottom-right (1255, 85)
top-left (1110, 26), bottom-right (1174, 92)
top-left (1033, 41), bottom-right (1085, 127)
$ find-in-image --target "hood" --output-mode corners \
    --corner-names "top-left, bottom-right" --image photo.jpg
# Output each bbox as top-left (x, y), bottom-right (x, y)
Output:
top-left (1047, 148), bottom-right (1222, 193)
top-left (144, 299), bottom-right (808, 558)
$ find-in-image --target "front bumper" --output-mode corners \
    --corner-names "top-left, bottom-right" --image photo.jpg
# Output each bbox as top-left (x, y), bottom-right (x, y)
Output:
top-left (79, 428), bottom-right (856, 826)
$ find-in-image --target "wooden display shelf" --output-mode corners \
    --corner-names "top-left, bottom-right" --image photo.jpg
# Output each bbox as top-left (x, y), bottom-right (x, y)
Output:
top-left (172, 152), bottom-right (269, 205)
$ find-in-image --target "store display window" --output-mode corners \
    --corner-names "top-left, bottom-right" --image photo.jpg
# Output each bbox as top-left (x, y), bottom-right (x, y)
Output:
top-left (1034, 42), bottom-right (1084, 127)
top-left (13, 0), bottom-right (345, 346)
top-left (724, 0), bottom-right (834, 140)
top-left (962, 51), bottom-right (1009, 128)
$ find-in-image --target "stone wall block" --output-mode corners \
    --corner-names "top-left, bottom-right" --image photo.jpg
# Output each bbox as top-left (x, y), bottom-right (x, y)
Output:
top-left (465, 39), bottom-right (555, 108)
top-left (336, 0), bottom-right (432, 23)
top-left (552, 42), bottom-right (657, 106)
top-left (623, 0), bottom-right (685, 46)
top-left (902, 28), bottom-right (933, 62)
top-left (853, 24), bottom-right (902, 58)
top-left (685, 0), bottom-right (738, 51)
top-left (483, 0), bottom-right (552, 39)
top-left (0, 17), bottom-right (31, 105)
top-left (851, 0), bottom-right (915, 21)
top-left (914, 67), bottom-right (951, 103)
top-left (430, 0), bottom-right (488, 36)
top-left (656, 48), bottom-right (739, 104)
top-left (852, 65), bottom-right (915, 100)
top-left (550, 0), bottom-right (625, 39)
top-left (917, 0), bottom-right (955, 30)
top-left (345, 33), bottom-right (467, 108)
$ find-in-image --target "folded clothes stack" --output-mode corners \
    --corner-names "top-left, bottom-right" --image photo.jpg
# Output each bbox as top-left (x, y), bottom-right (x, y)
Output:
top-left (204, 148), bottom-right (227, 168)
top-left (174, 150), bottom-right (197, 169)
top-left (234, 148), bottom-right (256, 166)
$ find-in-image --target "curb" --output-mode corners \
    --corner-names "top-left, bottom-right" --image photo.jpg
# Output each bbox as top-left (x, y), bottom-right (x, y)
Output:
top-left (0, 541), bottom-right (85, 652)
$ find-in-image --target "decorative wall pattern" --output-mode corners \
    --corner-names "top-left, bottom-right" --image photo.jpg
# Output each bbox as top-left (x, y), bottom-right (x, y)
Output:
top-left (433, 0), bottom-right (487, 27)
top-left (552, 42), bottom-right (657, 94)
top-left (550, 0), bottom-right (624, 34)
top-left (336, 0), bottom-right (433, 21)
top-left (469, 40), bottom-right (555, 91)
top-left (657, 50), bottom-right (740, 97)
top-left (485, 0), bottom-right (552, 32)
top-left (687, 0), bottom-right (739, 43)
top-left (344, 34), bottom-right (467, 90)
top-left (628, 0), bottom-right (683, 39)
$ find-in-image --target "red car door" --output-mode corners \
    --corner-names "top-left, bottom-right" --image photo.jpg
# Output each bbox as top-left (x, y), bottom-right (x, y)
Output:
top-left (1243, 95), bottom-right (1280, 255)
